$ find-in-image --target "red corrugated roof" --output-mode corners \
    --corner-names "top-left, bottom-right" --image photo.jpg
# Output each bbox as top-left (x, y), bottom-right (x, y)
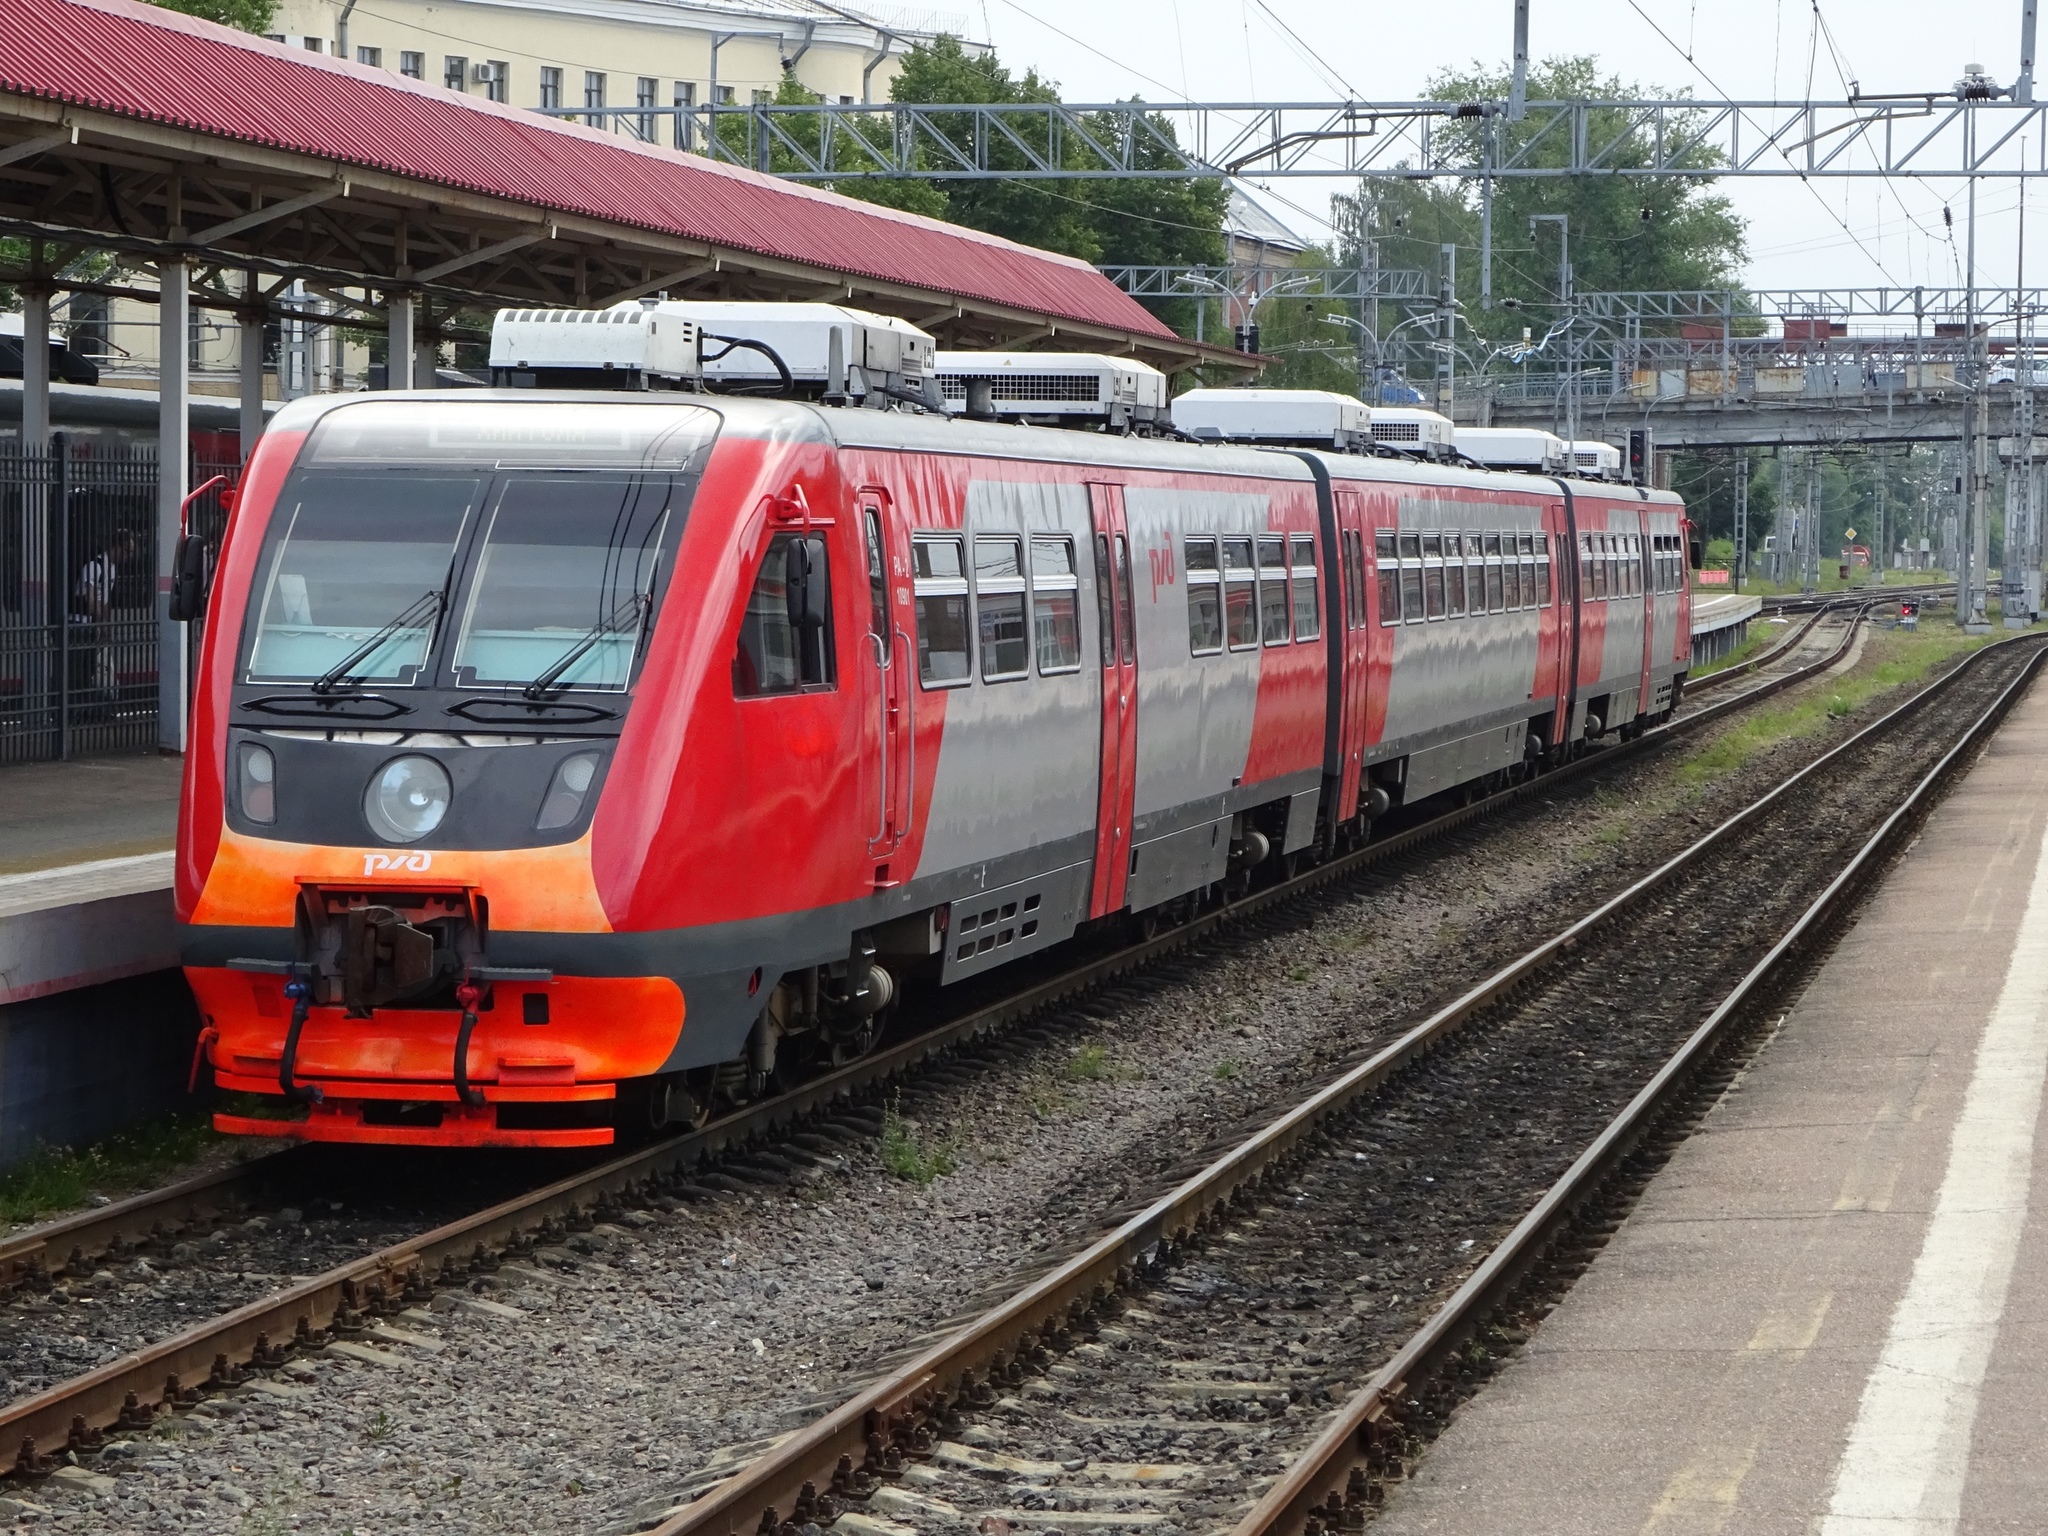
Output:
top-left (2, 0), bottom-right (1176, 341)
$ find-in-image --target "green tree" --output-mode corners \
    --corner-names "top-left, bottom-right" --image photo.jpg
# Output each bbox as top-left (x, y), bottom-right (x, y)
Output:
top-left (803, 38), bottom-right (1225, 331)
top-left (152, 0), bottom-right (279, 31)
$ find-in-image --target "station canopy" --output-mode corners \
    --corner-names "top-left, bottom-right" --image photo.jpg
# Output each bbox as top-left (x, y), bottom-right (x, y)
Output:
top-left (0, 0), bottom-right (1232, 370)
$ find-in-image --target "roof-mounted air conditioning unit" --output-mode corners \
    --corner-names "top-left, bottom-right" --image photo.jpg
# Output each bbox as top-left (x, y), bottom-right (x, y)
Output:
top-left (1169, 388), bottom-right (1372, 450)
top-left (1368, 406), bottom-right (1456, 458)
top-left (1570, 440), bottom-right (1624, 480)
top-left (936, 352), bottom-right (1168, 431)
top-left (489, 301), bottom-right (942, 406)
top-left (1453, 427), bottom-right (1570, 474)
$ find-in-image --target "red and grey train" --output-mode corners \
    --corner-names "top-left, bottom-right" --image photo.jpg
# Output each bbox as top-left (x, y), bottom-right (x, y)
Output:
top-left (178, 383), bottom-right (1692, 1147)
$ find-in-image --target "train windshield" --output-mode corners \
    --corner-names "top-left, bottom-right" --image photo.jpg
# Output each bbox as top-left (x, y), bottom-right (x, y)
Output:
top-left (245, 475), bottom-right (479, 685)
top-left (449, 473), bottom-right (672, 693)
top-left (242, 399), bottom-right (717, 692)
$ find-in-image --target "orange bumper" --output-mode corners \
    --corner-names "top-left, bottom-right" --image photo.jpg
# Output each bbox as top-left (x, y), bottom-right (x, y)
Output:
top-left (190, 967), bottom-right (685, 1149)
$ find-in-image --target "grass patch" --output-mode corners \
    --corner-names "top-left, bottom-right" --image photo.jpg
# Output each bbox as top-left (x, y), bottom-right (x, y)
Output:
top-left (1680, 626), bottom-right (1998, 786)
top-left (1213, 1060), bottom-right (1240, 1082)
top-left (0, 1112), bottom-right (224, 1226)
top-left (879, 1105), bottom-right (958, 1184)
top-left (1065, 1043), bottom-right (1112, 1081)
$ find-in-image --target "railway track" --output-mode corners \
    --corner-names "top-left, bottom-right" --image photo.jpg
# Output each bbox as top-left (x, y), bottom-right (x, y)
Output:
top-left (0, 594), bottom-right (1911, 1479)
top-left (641, 631), bottom-right (2046, 1536)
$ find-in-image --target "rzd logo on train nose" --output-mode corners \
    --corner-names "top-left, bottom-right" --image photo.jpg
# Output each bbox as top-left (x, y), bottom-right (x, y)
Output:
top-left (363, 851), bottom-right (434, 876)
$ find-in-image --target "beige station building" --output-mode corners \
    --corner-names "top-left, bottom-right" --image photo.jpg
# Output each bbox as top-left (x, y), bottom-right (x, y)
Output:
top-left (27, 1), bottom-right (964, 424)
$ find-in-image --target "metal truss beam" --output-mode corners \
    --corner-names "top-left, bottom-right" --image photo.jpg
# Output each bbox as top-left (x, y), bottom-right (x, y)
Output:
top-left (549, 96), bottom-right (2048, 181)
top-left (1098, 265), bottom-right (1435, 301)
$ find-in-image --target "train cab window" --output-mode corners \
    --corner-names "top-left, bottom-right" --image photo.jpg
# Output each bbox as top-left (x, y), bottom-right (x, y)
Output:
top-left (1484, 532), bottom-right (1505, 613)
top-left (1376, 530), bottom-right (1399, 625)
top-left (975, 535), bottom-right (1029, 681)
top-left (1031, 535), bottom-right (1082, 673)
top-left (1186, 536), bottom-right (1223, 655)
top-left (913, 535), bottom-right (971, 687)
top-left (1290, 534), bottom-right (1320, 640)
top-left (1224, 537), bottom-right (1259, 649)
top-left (1258, 536), bottom-right (1291, 645)
top-left (733, 532), bottom-right (833, 696)
top-left (1444, 533), bottom-right (1467, 617)
top-left (1536, 532), bottom-right (1553, 606)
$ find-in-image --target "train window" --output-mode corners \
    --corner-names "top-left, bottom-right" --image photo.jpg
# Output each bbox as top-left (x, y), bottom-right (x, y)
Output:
top-left (1485, 536), bottom-right (1505, 612)
top-left (1376, 531), bottom-right (1399, 625)
top-left (1291, 535), bottom-right (1320, 640)
top-left (1094, 533), bottom-right (1115, 667)
top-left (1115, 535), bottom-right (1136, 665)
top-left (733, 532), bottom-right (834, 696)
top-left (1340, 530), bottom-right (1362, 628)
top-left (1031, 535), bottom-right (1082, 674)
top-left (913, 535), bottom-right (971, 687)
top-left (975, 535), bottom-right (1029, 682)
top-left (1536, 532), bottom-right (1552, 607)
top-left (1517, 532), bottom-right (1536, 610)
top-left (1399, 547), bottom-right (1423, 624)
top-left (450, 473), bottom-right (673, 693)
top-left (863, 507), bottom-right (890, 662)
top-left (1258, 536), bottom-right (1291, 645)
top-left (1186, 537), bottom-right (1224, 655)
top-left (247, 473), bottom-right (479, 685)
top-left (1422, 533), bottom-right (1446, 620)
top-left (1465, 533), bottom-right (1484, 617)
top-left (1445, 533), bottom-right (1467, 617)
top-left (1577, 532), bottom-right (1595, 601)
top-left (1224, 537), bottom-right (1259, 649)
top-left (1507, 546), bottom-right (1527, 611)
top-left (1591, 535), bottom-right (1608, 599)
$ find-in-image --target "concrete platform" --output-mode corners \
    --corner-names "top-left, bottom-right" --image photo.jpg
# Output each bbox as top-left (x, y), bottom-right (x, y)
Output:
top-left (0, 755), bottom-right (190, 1163)
top-left (1377, 666), bottom-right (2048, 1535)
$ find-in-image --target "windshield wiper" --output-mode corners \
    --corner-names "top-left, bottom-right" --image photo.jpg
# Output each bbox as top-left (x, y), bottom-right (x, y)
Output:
top-left (310, 589), bottom-right (443, 695)
top-left (523, 593), bottom-right (651, 700)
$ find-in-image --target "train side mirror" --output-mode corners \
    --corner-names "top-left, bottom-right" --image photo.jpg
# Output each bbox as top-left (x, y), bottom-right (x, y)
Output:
top-left (169, 533), bottom-right (208, 622)
top-left (1688, 537), bottom-right (1704, 571)
top-left (784, 536), bottom-right (827, 631)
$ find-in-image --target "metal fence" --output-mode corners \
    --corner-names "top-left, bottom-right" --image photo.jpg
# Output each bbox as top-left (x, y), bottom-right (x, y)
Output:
top-left (0, 442), bottom-right (236, 765)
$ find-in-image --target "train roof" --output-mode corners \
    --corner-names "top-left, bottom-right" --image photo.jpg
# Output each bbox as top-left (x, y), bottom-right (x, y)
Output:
top-left (263, 391), bottom-right (1684, 507)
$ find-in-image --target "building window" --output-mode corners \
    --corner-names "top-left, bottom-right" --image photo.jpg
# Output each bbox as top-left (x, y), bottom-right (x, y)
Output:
top-left (751, 88), bottom-right (772, 105)
top-left (539, 66), bottom-right (562, 109)
top-left (716, 84), bottom-right (736, 104)
top-left (302, 36), bottom-right (323, 52)
top-left (484, 61), bottom-right (509, 103)
top-left (585, 71), bottom-right (608, 127)
top-left (445, 55), bottom-right (468, 91)
top-left (356, 45), bottom-right (381, 67)
top-left (674, 81), bottom-right (696, 147)
top-left (635, 76), bottom-right (658, 141)
top-left (265, 34), bottom-right (285, 43)
top-left (839, 94), bottom-right (854, 104)
top-left (399, 51), bottom-right (424, 79)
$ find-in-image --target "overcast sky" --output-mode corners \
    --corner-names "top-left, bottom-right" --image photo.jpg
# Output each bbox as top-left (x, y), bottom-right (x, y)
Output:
top-left (953, 0), bottom-right (2047, 296)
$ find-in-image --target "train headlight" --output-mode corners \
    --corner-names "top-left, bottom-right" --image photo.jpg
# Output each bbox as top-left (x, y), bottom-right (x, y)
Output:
top-left (535, 750), bottom-right (602, 831)
top-left (237, 742), bottom-right (276, 825)
top-left (365, 755), bottom-right (452, 843)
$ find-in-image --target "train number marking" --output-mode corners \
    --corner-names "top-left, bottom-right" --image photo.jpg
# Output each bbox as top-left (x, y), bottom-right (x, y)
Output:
top-left (363, 851), bottom-right (434, 876)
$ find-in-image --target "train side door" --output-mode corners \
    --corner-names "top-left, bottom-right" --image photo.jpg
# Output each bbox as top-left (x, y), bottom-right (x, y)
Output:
top-left (858, 488), bottom-right (910, 877)
top-left (1334, 486), bottom-right (1372, 820)
top-left (1087, 484), bottom-right (1137, 917)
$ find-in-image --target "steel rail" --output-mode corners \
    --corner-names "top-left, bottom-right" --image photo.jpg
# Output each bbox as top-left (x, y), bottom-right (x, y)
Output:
top-left (1233, 634), bottom-right (2048, 1536)
top-left (0, 596), bottom-right (1872, 1472)
top-left (1684, 602), bottom-right (1832, 695)
top-left (647, 628), bottom-right (2036, 1536)
top-left (0, 1155), bottom-right (290, 1294)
